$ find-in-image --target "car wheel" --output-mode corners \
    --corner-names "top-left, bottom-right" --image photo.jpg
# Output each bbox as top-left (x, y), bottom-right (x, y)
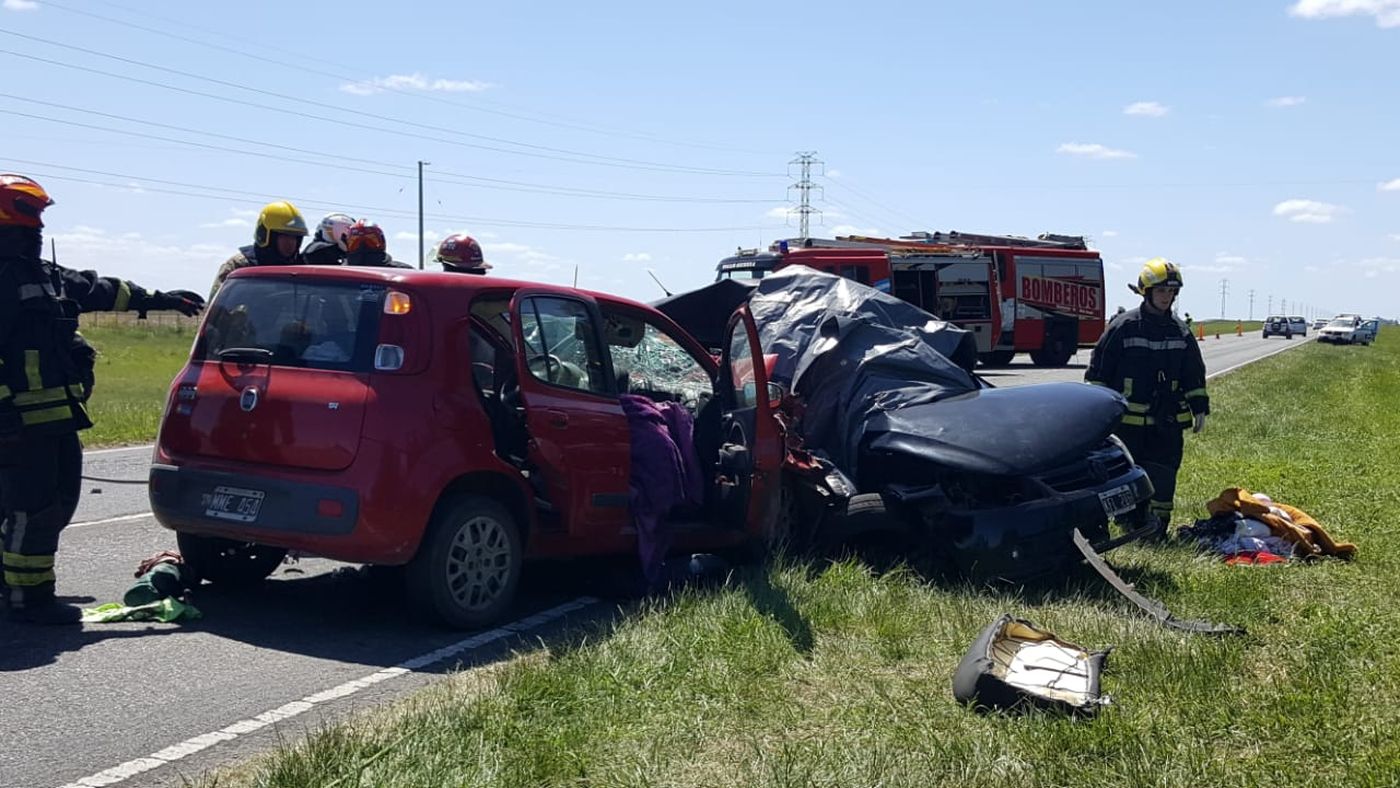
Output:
top-left (408, 494), bottom-right (523, 629)
top-left (176, 532), bottom-right (287, 586)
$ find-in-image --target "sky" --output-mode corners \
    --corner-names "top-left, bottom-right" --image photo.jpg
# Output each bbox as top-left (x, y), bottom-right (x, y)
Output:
top-left (2, 0), bottom-right (1398, 320)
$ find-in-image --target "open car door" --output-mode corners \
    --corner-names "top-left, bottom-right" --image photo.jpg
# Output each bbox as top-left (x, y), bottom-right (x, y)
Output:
top-left (508, 290), bottom-right (631, 534)
top-left (717, 306), bottom-right (784, 541)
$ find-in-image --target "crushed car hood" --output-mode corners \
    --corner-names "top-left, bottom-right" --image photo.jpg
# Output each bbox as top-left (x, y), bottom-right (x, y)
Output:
top-left (864, 383), bottom-right (1127, 476)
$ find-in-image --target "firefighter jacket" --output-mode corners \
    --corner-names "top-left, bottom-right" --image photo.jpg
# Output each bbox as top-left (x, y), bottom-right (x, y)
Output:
top-left (1, 257), bottom-right (143, 436)
top-left (209, 244), bottom-right (304, 301)
top-left (1085, 306), bottom-right (1209, 431)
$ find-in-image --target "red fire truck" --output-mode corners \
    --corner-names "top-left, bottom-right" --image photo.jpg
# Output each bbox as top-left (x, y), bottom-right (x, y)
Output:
top-left (716, 231), bottom-right (1106, 367)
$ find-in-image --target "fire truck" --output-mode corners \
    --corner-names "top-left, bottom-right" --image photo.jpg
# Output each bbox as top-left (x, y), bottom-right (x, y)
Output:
top-left (715, 231), bottom-right (1106, 367)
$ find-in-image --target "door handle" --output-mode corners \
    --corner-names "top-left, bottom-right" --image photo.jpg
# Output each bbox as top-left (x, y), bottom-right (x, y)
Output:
top-left (545, 409), bottom-right (569, 428)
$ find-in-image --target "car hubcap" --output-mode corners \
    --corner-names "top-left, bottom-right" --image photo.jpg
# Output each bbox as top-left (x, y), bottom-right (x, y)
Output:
top-left (445, 516), bottom-right (512, 610)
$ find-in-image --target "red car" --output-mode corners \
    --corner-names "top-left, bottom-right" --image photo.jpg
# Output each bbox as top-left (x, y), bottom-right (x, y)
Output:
top-left (150, 266), bottom-right (785, 627)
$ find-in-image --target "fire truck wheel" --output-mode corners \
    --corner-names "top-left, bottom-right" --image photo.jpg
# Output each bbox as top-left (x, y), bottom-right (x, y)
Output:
top-left (408, 494), bottom-right (523, 629)
top-left (979, 351), bottom-right (1016, 367)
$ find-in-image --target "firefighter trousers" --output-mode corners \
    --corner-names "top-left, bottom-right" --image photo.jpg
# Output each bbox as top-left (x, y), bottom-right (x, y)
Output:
top-left (0, 431), bottom-right (82, 608)
top-left (1114, 424), bottom-right (1184, 528)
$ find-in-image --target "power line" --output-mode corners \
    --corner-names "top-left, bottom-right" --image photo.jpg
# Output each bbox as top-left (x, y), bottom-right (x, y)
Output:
top-left (41, 0), bottom-right (781, 157)
top-left (16, 167), bottom-right (783, 233)
top-left (0, 99), bottom-right (780, 204)
top-left (0, 39), bottom-right (781, 177)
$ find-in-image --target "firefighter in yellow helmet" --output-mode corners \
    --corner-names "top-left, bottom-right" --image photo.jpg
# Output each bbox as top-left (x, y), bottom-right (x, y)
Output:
top-left (2, 175), bottom-right (204, 623)
top-left (208, 200), bottom-right (309, 301)
top-left (1085, 257), bottom-right (1209, 540)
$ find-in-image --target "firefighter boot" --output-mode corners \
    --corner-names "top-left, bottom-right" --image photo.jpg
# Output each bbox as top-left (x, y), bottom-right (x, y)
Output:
top-left (4, 584), bottom-right (82, 625)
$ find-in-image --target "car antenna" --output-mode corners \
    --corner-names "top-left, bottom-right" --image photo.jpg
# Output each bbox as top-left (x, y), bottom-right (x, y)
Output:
top-left (573, 265), bottom-right (578, 288)
top-left (647, 269), bottom-right (672, 297)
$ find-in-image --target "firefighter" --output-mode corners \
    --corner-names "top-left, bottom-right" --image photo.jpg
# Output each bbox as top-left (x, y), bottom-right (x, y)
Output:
top-left (0, 174), bottom-right (205, 623)
top-left (1086, 258), bottom-right (1208, 538)
top-left (208, 200), bottom-right (309, 301)
top-left (301, 212), bottom-right (356, 265)
top-left (343, 220), bottom-right (411, 268)
top-left (435, 233), bottom-right (492, 275)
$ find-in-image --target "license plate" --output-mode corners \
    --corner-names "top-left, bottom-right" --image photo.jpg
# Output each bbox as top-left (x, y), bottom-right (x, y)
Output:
top-left (202, 485), bottom-right (265, 523)
top-left (1098, 484), bottom-right (1137, 518)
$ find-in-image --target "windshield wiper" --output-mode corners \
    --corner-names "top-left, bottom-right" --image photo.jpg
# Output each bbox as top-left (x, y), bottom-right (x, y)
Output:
top-left (216, 347), bottom-right (275, 363)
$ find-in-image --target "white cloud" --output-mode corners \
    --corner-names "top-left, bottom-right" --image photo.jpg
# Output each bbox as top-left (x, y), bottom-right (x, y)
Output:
top-left (1100, 230), bottom-right (1119, 238)
top-left (826, 169), bottom-right (843, 178)
top-left (1289, 0), bottom-right (1400, 28)
top-left (393, 230), bottom-right (442, 243)
top-left (48, 225), bottom-right (227, 293)
top-left (200, 217), bottom-right (251, 229)
top-left (3, 0), bottom-right (39, 11)
top-left (765, 207), bottom-right (792, 220)
top-left (621, 252), bottom-right (652, 262)
top-left (341, 73), bottom-right (492, 96)
top-left (1389, 233), bottom-right (1400, 241)
top-left (1379, 178), bottom-right (1400, 191)
top-left (1056, 142), bottom-right (1138, 160)
top-left (1215, 253), bottom-right (1249, 266)
top-left (1273, 198), bottom-right (1346, 223)
top-left (1123, 101), bottom-right (1169, 117)
top-left (1266, 96), bottom-right (1307, 108)
top-left (828, 224), bottom-right (883, 237)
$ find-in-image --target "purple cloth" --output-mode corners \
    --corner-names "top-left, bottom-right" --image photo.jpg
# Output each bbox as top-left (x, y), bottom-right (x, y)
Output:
top-left (655, 400), bottom-right (704, 507)
top-left (620, 395), bottom-right (685, 590)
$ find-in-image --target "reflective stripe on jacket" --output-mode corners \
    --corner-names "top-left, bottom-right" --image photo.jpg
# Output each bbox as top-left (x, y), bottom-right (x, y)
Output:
top-left (1085, 305), bottom-right (1209, 430)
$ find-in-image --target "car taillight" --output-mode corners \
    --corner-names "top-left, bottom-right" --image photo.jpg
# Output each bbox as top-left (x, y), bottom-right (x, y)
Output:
top-left (384, 290), bottom-right (412, 315)
top-left (374, 344), bottom-right (405, 371)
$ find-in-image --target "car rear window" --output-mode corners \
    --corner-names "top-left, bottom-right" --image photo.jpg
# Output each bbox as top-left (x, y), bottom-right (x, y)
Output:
top-left (194, 278), bottom-right (386, 372)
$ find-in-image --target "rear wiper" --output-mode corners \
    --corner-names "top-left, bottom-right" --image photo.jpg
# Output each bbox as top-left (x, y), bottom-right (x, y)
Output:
top-left (216, 347), bottom-right (274, 363)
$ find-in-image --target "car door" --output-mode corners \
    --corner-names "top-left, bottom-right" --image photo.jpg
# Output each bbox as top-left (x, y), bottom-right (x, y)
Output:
top-left (717, 306), bottom-right (784, 538)
top-left (508, 291), bottom-right (631, 534)
top-left (1359, 320), bottom-right (1379, 344)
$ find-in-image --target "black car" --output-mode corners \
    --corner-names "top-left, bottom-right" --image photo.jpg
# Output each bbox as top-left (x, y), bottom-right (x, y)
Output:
top-left (660, 267), bottom-right (1153, 582)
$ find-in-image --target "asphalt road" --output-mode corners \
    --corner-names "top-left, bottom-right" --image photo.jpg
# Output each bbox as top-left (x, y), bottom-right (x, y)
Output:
top-left (2, 330), bottom-right (1311, 788)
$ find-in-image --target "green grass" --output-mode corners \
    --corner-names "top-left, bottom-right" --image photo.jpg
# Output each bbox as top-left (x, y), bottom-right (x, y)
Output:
top-left (205, 329), bottom-right (1400, 788)
top-left (79, 320), bottom-right (194, 447)
top-left (1196, 319), bottom-right (1262, 336)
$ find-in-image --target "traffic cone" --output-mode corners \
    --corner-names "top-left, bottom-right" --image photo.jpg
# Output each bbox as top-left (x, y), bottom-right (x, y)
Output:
top-left (1197, 324), bottom-right (1205, 341)
top-left (1236, 322), bottom-right (1243, 337)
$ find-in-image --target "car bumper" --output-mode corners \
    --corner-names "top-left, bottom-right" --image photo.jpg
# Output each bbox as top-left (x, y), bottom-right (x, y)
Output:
top-left (150, 462), bottom-right (361, 547)
top-left (936, 466), bottom-right (1153, 582)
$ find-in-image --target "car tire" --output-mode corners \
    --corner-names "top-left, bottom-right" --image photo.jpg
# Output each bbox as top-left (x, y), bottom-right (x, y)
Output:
top-left (407, 494), bottom-right (523, 629)
top-left (176, 532), bottom-right (287, 586)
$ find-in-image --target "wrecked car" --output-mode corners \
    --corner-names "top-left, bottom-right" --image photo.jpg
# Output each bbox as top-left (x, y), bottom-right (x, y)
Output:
top-left (659, 267), bottom-right (1155, 582)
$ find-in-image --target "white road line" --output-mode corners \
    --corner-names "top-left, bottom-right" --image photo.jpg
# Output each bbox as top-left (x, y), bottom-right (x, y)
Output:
top-left (68, 512), bottom-right (153, 529)
top-left (1207, 337), bottom-right (1312, 381)
top-left (83, 444), bottom-right (153, 457)
top-left (56, 596), bottom-right (600, 788)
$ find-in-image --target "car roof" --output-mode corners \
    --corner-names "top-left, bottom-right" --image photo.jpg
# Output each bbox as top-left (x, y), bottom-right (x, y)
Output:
top-left (225, 265), bottom-right (660, 313)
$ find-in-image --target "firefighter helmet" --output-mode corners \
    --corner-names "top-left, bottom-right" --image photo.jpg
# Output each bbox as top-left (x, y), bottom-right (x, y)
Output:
top-left (0, 174), bottom-right (55, 229)
top-left (313, 212), bottom-right (356, 251)
top-left (345, 220), bottom-right (387, 253)
top-left (1130, 257), bottom-right (1183, 295)
top-left (254, 200), bottom-right (309, 247)
top-left (435, 233), bottom-right (492, 273)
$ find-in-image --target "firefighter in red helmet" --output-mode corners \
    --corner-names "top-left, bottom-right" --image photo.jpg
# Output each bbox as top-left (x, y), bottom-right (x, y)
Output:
top-left (435, 233), bottom-right (492, 275)
top-left (1, 174), bottom-right (204, 623)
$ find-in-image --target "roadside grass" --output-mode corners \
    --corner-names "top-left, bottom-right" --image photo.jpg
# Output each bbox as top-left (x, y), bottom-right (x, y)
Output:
top-left (79, 321), bottom-right (193, 447)
top-left (203, 329), bottom-right (1399, 787)
top-left (1196, 319), bottom-right (1261, 336)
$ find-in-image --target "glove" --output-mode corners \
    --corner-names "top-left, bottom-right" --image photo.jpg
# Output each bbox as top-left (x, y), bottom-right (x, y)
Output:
top-left (134, 289), bottom-right (206, 318)
top-left (1192, 413), bottom-right (1207, 434)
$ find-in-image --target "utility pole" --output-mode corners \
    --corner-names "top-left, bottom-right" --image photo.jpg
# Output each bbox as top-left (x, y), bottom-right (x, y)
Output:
top-left (1219, 278), bottom-right (1229, 319)
top-left (1267, 294), bottom-right (1273, 315)
top-left (1248, 289), bottom-right (1255, 320)
top-left (787, 151), bottom-right (823, 241)
top-left (417, 160), bottom-right (430, 270)
top-left (1281, 298), bottom-right (1288, 315)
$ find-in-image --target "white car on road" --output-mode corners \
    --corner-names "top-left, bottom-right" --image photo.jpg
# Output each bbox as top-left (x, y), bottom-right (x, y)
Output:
top-left (1318, 318), bottom-right (1359, 344)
